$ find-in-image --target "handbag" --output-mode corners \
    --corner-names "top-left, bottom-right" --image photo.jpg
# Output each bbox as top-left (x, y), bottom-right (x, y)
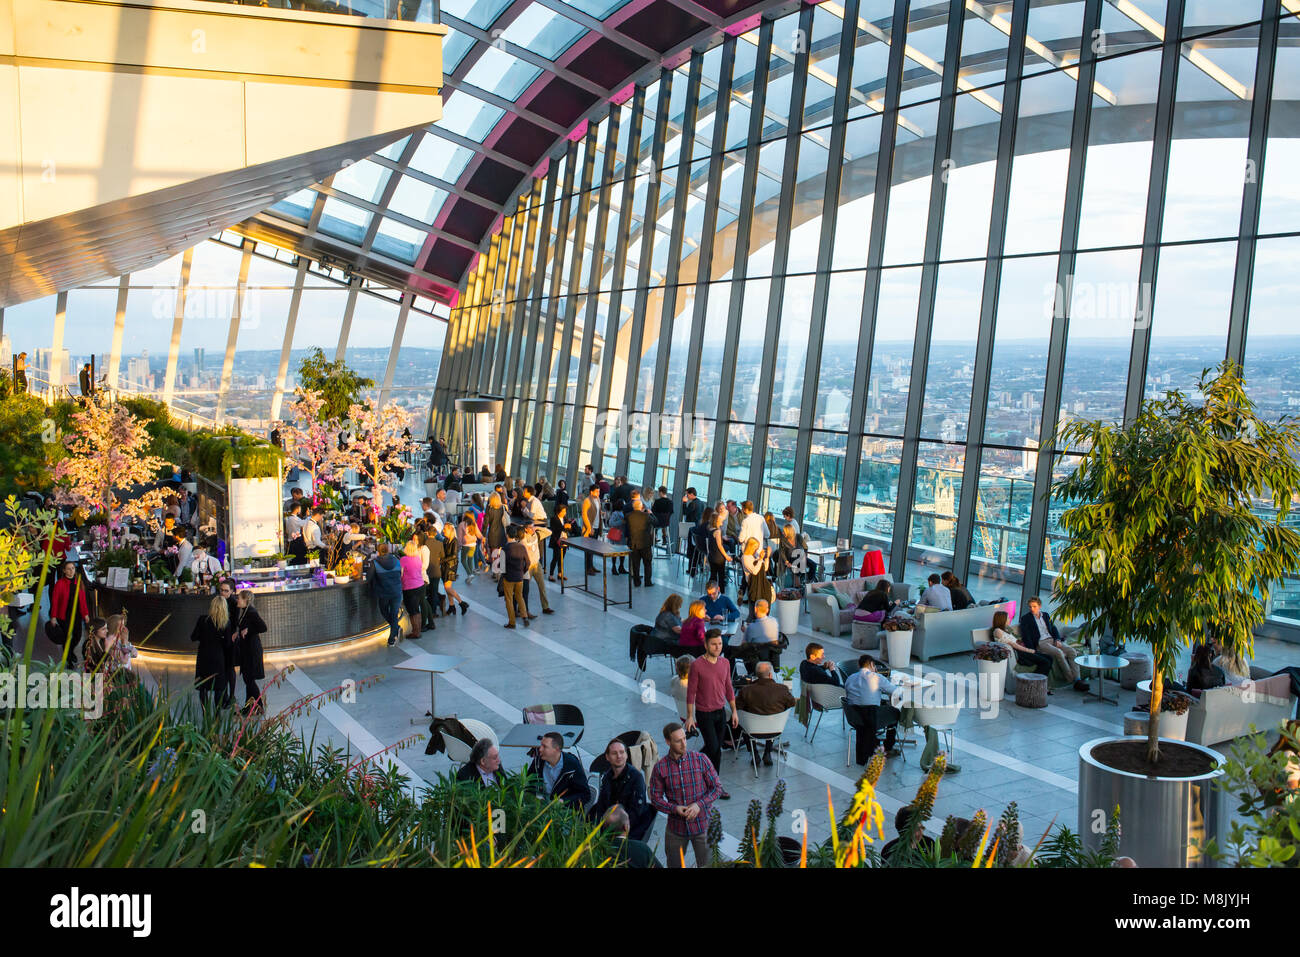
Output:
top-left (45, 619), bottom-right (64, 644)
top-left (608, 526), bottom-right (623, 544)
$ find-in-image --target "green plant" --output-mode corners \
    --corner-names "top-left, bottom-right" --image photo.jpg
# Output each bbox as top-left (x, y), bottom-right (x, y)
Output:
top-left (778, 665), bottom-right (796, 682)
top-left (0, 391), bottom-right (57, 499)
top-left (296, 348), bottom-right (374, 422)
top-left (1198, 721), bottom-right (1300, 867)
top-left (94, 546), bottom-right (140, 575)
top-left (1051, 361), bottom-right (1300, 761)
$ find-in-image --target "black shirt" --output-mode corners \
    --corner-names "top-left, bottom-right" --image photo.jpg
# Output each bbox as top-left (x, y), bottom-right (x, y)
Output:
top-left (800, 659), bottom-right (842, 687)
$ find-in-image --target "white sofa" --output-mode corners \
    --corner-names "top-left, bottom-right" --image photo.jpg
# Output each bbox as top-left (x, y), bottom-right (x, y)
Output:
top-left (1186, 674), bottom-right (1295, 746)
top-left (907, 601), bottom-right (1016, 662)
top-left (805, 575), bottom-right (911, 639)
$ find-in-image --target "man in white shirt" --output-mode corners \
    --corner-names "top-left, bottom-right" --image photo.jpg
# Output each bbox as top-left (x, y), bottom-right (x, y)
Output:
top-left (522, 485), bottom-right (547, 527)
top-left (740, 599), bottom-right (781, 675)
top-left (301, 509), bottom-right (326, 551)
top-left (190, 546), bottom-right (223, 581)
top-left (843, 655), bottom-right (902, 763)
top-left (737, 500), bottom-right (768, 550)
top-left (430, 489), bottom-right (450, 519)
top-left (172, 530), bottom-right (194, 574)
top-left (918, 573), bottom-right (953, 611)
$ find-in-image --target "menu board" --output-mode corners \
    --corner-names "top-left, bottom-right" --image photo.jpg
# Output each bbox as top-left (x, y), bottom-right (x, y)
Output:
top-left (229, 476), bottom-right (283, 559)
top-left (106, 567), bottom-right (131, 590)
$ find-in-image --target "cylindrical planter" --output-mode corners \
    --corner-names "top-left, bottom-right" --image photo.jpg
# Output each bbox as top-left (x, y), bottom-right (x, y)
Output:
top-left (775, 598), bottom-right (801, 635)
top-left (886, 630), bottom-right (913, 669)
top-left (1077, 736), bottom-right (1224, 867)
top-left (1121, 710), bottom-right (1188, 741)
top-left (976, 657), bottom-right (1006, 704)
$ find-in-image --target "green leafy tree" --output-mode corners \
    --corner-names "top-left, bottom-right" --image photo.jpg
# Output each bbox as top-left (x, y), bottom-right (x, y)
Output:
top-left (295, 348), bottom-right (374, 422)
top-left (1199, 721), bottom-right (1300, 867)
top-left (1051, 362), bottom-right (1300, 762)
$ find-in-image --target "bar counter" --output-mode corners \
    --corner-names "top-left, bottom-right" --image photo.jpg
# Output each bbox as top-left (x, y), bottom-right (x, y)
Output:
top-left (91, 573), bottom-right (388, 656)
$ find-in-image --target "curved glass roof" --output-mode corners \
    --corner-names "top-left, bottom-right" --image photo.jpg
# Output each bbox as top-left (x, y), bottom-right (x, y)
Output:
top-left (249, 0), bottom-right (780, 304)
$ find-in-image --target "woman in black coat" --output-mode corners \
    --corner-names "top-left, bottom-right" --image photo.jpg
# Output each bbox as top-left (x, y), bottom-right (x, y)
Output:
top-left (191, 595), bottom-right (234, 710)
top-left (232, 589), bottom-right (268, 714)
top-left (484, 494), bottom-right (509, 561)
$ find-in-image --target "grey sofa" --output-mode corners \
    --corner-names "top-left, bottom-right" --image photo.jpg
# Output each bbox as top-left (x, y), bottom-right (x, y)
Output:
top-left (1186, 673), bottom-right (1295, 746)
top-left (805, 576), bottom-right (911, 639)
top-left (907, 601), bottom-right (1016, 662)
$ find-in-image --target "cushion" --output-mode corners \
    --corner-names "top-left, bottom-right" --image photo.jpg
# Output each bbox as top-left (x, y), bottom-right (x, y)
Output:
top-left (832, 589), bottom-right (853, 610)
top-left (854, 609), bottom-right (885, 623)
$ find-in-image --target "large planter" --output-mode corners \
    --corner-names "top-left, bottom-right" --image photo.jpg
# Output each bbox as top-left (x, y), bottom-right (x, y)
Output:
top-left (886, 630), bottom-right (913, 669)
top-left (976, 657), bottom-right (1006, 704)
top-left (1077, 736), bottom-right (1224, 867)
top-left (1122, 709), bottom-right (1188, 741)
top-left (774, 598), bottom-right (801, 635)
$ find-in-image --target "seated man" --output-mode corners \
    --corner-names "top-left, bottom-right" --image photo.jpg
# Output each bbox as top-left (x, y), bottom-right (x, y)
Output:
top-left (1019, 596), bottom-right (1087, 690)
top-left (917, 573), bottom-right (952, 611)
top-left (527, 731), bottom-right (591, 809)
top-left (734, 661), bottom-right (797, 766)
top-left (843, 654), bottom-right (902, 764)
top-left (700, 580), bottom-right (740, 626)
top-left (799, 642), bottom-right (842, 688)
top-left (603, 805), bottom-right (661, 868)
top-left (739, 599), bottom-right (782, 674)
top-left (588, 738), bottom-right (655, 841)
top-left (454, 738), bottom-right (506, 788)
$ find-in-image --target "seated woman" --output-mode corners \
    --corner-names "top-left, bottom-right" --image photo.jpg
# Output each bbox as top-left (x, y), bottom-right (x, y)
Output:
top-left (653, 594), bottom-right (684, 644)
top-left (678, 600), bottom-right (709, 656)
top-left (942, 572), bottom-right (975, 611)
top-left (1212, 642), bottom-right (1253, 686)
top-left (1187, 642), bottom-right (1227, 693)
top-left (990, 609), bottom-right (1053, 686)
top-left (857, 578), bottom-right (897, 617)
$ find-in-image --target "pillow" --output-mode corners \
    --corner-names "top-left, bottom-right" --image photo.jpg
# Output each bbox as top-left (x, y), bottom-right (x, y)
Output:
top-left (832, 589), bottom-right (853, 610)
top-left (853, 609), bottom-right (885, 623)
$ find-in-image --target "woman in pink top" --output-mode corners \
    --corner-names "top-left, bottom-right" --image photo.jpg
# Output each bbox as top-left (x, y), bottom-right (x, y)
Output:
top-left (400, 539), bottom-right (425, 635)
top-left (678, 599), bottom-right (709, 654)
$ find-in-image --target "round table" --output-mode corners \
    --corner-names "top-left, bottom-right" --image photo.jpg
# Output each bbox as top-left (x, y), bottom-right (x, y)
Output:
top-left (1076, 654), bottom-right (1130, 705)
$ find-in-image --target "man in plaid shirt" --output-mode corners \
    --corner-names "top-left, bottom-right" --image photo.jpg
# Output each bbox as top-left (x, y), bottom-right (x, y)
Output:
top-left (649, 722), bottom-right (722, 868)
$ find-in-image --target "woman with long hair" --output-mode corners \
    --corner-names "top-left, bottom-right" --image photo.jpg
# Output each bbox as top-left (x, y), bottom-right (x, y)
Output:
top-left (654, 593), bottom-right (684, 643)
top-left (741, 537), bottom-right (773, 606)
top-left (191, 595), bottom-right (233, 709)
top-left (708, 511), bottom-right (732, 588)
top-left (485, 493), bottom-right (509, 578)
top-left (441, 523), bottom-right (468, 615)
top-left (233, 589), bottom-right (268, 714)
top-left (400, 539), bottom-right (425, 636)
top-left (991, 609), bottom-right (1052, 683)
top-left (457, 512), bottom-right (483, 582)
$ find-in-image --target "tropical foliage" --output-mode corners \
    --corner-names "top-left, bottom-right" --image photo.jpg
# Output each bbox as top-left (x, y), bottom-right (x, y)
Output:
top-left (1198, 721), bottom-right (1300, 867)
top-left (295, 349), bottom-right (374, 422)
top-left (1051, 362), bottom-right (1300, 761)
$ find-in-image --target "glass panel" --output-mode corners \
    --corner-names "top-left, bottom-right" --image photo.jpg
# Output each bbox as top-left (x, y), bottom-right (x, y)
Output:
top-left (318, 196), bottom-right (369, 243)
top-left (373, 217), bottom-right (428, 263)
top-left (411, 133), bottom-right (475, 181)
top-left (1143, 240), bottom-right (1236, 400)
top-left (441, 0), bottom-right (513, 30)
top-left (882, 100), bottom-right (939, 266)
top-left (1258, 39), bottom-right (1300, 235)
top-left (905, 440), bottom-right (965, 566)
top-left (389, 175), bottom-right (450, 224)
top-left (437, 93), bottom-right (505, 142)
top-left (463, 46), bottom-right (543, 99)
top-left (768, 275), bottom-right (816, 425)
top-left (854, 436), bottom-right (902, 560)
top-left (866, 266), bottom-right (922, 436)
top-left (987, 254), bottom-right (1058, 447)
top-left (814, 270), bottom-right (866, 429)
top-left (498, 5), bottom-right (585, 60)
top-left (332, 159), bottom-right (391, 205)
top-left (1243, 235), bottom-right (1300, 424)
top-left (919, 261), bottom-right (984, 442)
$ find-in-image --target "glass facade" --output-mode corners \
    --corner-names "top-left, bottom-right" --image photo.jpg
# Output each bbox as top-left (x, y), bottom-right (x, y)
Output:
top-left (430, 0), bottom-right (1300, 630)
top-left (1, 233), bottom-right (448, 435)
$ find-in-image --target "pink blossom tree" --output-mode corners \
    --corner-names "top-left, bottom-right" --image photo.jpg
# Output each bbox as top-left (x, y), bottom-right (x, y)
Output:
top-left (53, 403), bottom-right (168, 549)
top-left (333, 401), bottom-right (421, 520)
top-left (274, 387), bottom-right (343, 493)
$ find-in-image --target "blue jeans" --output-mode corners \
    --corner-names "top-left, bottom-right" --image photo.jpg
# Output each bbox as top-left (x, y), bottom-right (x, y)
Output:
top-left (379, 597), bottom-right (402, 642)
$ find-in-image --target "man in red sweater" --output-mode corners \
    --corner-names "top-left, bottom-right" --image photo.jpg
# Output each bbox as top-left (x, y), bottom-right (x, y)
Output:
top-left (685, 632), bottom-right (737, 800)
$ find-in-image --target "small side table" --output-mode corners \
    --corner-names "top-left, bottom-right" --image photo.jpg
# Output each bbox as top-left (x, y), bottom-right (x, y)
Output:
top-left (1077, 654), bottom-right (1129, 705)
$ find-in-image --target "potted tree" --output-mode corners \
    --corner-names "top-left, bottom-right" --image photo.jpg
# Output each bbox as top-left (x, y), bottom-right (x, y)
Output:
top-left (1125, 689), bottom-right (1194, 742)
top-left (972, 641), bottom-right (1010, 705)
top-left (1053, 362), bottom-right (1300, 867)
top-left (774, 587), bottom-right (802, 635)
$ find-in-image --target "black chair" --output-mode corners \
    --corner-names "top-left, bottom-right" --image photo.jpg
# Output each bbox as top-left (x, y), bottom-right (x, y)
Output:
top-left (843, 702), bottom-right (898, 767)
top-left (831, 551), bottom-right (854, 580)
top-left (521, 703), bottom-right (585, 751)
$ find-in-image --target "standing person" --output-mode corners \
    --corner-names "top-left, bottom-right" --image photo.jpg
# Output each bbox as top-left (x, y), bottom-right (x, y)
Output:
top-left (400, 540), bottom-right (425, 637)
top-left (781, 506), bottom-right (801, 537)
top-left (501, 527), bottom-right (532, 629)
top-left (369, 543), bottom-right (404, 646)
top-left (49, 560), bottom-right (90, 667)
top-left (741, 537), bottom-right (773, 606)
top-left (649, 723), bottom-right (723, 868)
top-left (580, 484), bottom-right (602, 576)
top-left (576, 464), bottom-right (595, 498)
top-left (684, 632), bottom-right (736, 799)
top-left (484, 493), bottom-right (509, 579)
top-left (421, 528), bottom-right (444, 623)
top-left (457, 512), bottom-right (483, 583)
top-left (232, 590), bottom-right (267, 714)
top-left (548, 503), bottom-right (572, 581)
top-left (682, 487), bottom-right (705, 574)
top-left (521, 525), bottom-right (555, 616)
top-left (707, 511), bottom-right (732, 588)
top-left (624, 492), bottom-right (654, 588)
top-left (191, 595), bottom-right (233, 710)
top-left (14, 351), bottom-right (27, 393)
top-left (737, 500), bottom-right (767, 554)
top-left (440, 523), bottom-right (468, 615)
top-left (552, 479), bottom-right (569, 511)
top-left (521, 485), bottom-right (547, 527)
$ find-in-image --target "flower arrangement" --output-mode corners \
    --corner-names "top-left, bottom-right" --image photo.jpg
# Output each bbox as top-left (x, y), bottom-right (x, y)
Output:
top-left (973, 642), bottom-right (1011, 662)
top-left (775, 587), bottom-right (802, 602)
top-left (882, 616), bottom-right (915, 632)
top-left (379, 506), bottom-right (414, 546)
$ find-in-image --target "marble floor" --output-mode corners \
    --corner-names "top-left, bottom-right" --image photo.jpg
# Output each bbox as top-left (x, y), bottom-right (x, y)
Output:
top-left (30, 468), bottom-right (1300, 864)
